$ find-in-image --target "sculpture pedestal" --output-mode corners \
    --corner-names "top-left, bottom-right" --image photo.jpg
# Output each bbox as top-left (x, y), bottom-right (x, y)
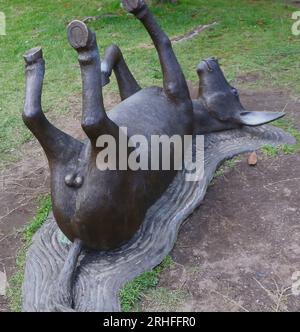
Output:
top-left (22, 126), bottom-right (294, 312)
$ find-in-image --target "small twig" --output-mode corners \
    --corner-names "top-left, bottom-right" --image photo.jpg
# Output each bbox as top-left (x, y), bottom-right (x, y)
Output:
top-left (253, 277), bottom-right (291, 312)
top-left (172, 262), bottom-right (188, 289)
top-left (281, 102), bottom-right (289, 114)
top-left (135, 22), bottom-right (218, 50)
top-left (0, 197), bottom-right (35, 224)
top-left (212, 290), bottom-right (249, 312)
top-left (0, 191), bottom-right (37, 196)
top-left (263, 177), bottom-right (300, 192)
top-left (0, 232), bottom-right (13, 244)
top-left (277, 285), bottom-right (292, 312)
top-left (3, 181), bottom-right (37, 189)
top-left (253, 277), bottom-right (276, 301)
top-left (171, 22), bottom-right (218, 44)
top-left (0, 257), bottom-right (14, 263)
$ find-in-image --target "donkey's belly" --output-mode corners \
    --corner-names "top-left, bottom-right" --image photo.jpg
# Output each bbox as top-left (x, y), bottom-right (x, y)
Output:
top-left (51, 168), bottom-right (150, 250)
top-left (108, 86), bottom-right (193, 138)
top-left (51, 87), bottom-right (193, 250)
top-left (52, 167), bottom-right (178, 250)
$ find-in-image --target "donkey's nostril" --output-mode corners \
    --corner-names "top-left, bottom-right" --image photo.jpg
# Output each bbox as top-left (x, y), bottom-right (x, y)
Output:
top-left (202, 59), bottom-right (214, 72)
top-left (65, 174), bottom-right (83, 188)
top-left (65, 173), bottom-right (84, 188)
top-left (74, 176), bottom-right (84, 188)
top-left (65, 174), bottom-right (75, 187)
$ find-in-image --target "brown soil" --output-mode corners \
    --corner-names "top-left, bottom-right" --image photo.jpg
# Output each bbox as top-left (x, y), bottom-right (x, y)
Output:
top-left (141, 151), bottom-right (300, 312)
top-left (0, 87), bottom-right (299, 312)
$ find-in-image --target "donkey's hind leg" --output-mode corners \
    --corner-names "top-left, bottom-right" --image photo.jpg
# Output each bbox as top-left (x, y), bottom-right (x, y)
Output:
top-left (101, 44), bottom-right (141, 101)
top-left (122, 0), bottom-right (191, 104)
top-left (67, 20), bottom-right (120, 144)
top-left (23, 47), bottom-right (83, 162)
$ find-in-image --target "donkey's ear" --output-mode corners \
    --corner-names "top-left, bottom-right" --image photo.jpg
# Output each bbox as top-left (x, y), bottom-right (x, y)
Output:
top-left (238, 111), bottom-right (285, 126)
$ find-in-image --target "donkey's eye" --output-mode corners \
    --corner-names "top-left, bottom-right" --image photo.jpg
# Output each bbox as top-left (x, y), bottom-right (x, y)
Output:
top-left (231, 88), bottom-right (239, 97)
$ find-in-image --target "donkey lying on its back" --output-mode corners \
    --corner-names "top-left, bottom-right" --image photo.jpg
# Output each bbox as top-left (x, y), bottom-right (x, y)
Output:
top-left (23, 0), bottom-right (283, 251)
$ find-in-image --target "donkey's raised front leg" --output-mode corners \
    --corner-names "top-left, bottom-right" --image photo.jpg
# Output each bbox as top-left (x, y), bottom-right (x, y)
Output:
top-left (23, 47), bottom-right (82, 164)
top-left (101, 44), bottom-right (141, 101)
top-left (67, 21), bottom-right (120, 145)
top-left (122, 0), bottom-right (191, 104)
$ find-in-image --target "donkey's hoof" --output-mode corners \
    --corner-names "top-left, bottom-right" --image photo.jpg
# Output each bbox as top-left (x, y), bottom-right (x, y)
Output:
top-left (121, 0), bottom-right (145, 13)
top-left (67, 20), bottom-right (92, 49)
top-left (24, 47), bottom-right (43, 64)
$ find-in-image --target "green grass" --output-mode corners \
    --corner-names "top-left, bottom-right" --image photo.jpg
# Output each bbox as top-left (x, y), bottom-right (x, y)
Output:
top-left (272, 118), bottom-right (300, 152)
top-left (1, 0), bottom-right (300, 165)
top-left (141, 287), bottom-right (189, 312)
top-left (261, 144), bottom-right (280, 156)
top-left (120, 255), bottom-right (173, 312)
top-left (261, 118), bottom-right (300, 156)
top-left (7, 195), bottom-right (52, 312)
top-left (211, 157), bottom-right (240, 185)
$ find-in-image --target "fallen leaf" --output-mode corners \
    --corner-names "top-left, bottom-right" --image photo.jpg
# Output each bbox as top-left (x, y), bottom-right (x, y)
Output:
top-left (248, 151), bottom-right (258, 166)
top-left (0, 271), bottom-right (7, 296)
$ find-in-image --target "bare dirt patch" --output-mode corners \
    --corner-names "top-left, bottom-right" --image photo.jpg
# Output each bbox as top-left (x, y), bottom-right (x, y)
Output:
top-left (234, 72), bottom-right (263, 85)
top-left (241, 88), bottom-right (300, 130)
top-left (141, 153), bottom-right (300, 312)
top-left (288, 0), bottom-right (300, 8)
top-left (138, 22), bottom-right (217, 50)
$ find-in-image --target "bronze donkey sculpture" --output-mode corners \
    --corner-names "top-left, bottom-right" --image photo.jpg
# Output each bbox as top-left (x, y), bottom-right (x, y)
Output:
top-left (23, 0), bottom-right (284, 252)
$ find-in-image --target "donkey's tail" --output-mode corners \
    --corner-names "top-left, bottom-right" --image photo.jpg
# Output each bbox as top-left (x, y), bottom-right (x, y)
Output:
top-left (49, 238), bottom-right (83, 312)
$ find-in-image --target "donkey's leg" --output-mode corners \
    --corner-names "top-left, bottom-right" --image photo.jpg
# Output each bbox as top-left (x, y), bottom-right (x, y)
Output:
top-left (121, 0), bottom-right (191, 103)
top-left (23, 47), bottom-right (82, 163)
top-left (101, 44), bottom-right (141, 101)
top-left (67, 21), bottom-right (120, 144)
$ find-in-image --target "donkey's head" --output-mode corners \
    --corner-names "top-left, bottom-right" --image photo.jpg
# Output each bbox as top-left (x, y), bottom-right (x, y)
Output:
top-left (197, 57), bottom-right (284, 126)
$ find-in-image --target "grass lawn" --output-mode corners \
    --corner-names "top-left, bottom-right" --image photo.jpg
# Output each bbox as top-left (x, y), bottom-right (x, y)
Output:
top-left (0, 0), bottom-right (300, 166)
